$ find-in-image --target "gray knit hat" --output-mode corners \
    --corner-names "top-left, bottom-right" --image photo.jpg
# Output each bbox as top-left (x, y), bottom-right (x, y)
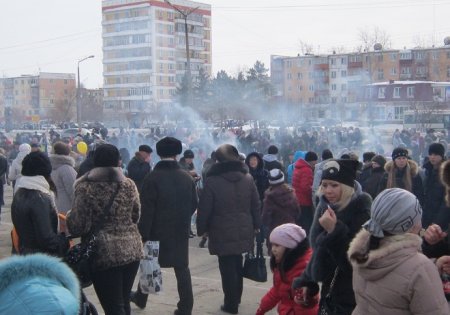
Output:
top-left (363, 188), bottom-right (422, 238)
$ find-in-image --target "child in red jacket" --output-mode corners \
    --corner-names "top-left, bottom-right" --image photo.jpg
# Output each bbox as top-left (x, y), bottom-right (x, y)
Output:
top-left (256, 224), bottom-right (319, 315)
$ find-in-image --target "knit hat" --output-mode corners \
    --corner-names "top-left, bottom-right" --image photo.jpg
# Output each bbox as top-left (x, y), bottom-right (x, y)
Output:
top-left (53, 141), bottom-right (71, 156)
top-left (392, 147), bottom-right (409, 160)
top-left (305, 151), bottom-right (318, 162)
top-left (270, 223), bottom-right (307, 249)
top-left (428, 142), bottom-right (445, 159)
top-left (267, 145), bottom-right (279, 155)
top-left (21, 151), bottom-right (52, 177)
top-left (363, 188), bottom-right (422, 238)
top-left (215, 144), bottom-right (239, 162)
top-left (371, 155), bottom-right (387, 168)
top-left (183, 149), bottom-right (194, 159)
top-left (321, 159), bottom-right (358, 188)
top-left (93, 144), bottom-right (120, 167)
top-left (268, 169), bottom-right (285, 185)
top-left (156, 137), bottom-right (182, 157)
top-left (138, 145), bottom-right (153, 154)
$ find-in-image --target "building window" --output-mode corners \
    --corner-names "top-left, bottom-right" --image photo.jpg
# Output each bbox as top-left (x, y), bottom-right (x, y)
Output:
top-left (390, 53), bottom-right (397, 61)
top-left (330, 58), bottom-right (335, 65)
top-left (432, 52), bottom-right (439, 60)
top-left (377, 69), bottom-right (384, 80)
top-left (341, 70), bottom-right (347, 77)
top-left (341, 57), bottom-right (346, 65)
top-left (378, 87), bottom-right (386, 99)
top-left (447, 51), bottom-right (450, 59)
top-left (297, 60), bottom-right (303, 67)
top-left (447, 65), bottom-right (450, 78)
top-left (407, 86), bottom-right (415, 98)
top-left (331, 71), bottom-right (336, 78)
top-left (297, 73), bottom-right (303, 79)
top-left (308, 97), bottom-right (314, 103)
top-left (341, 84), bottom-right (346, 91)
top-left (391, 68), bottom-right (397, 75)
top-left (395, 107), bottom-right (405, 120)
top-left (287, 73), bottom-right (292, 80)
top-left (415, 51), bottom-right (426, 59)
top-left (297, 85), bottom-right (302, 91)
top-left (377, 55), bottom-right (383, 62)
top-left (393, 87), bottom-right (401, 98)
top-left (331, 84), bottom-right (337, 91)
top-left (341, 97), bottom-right (347, 103)
top-left (308, 72), bottom-right (313, 79)
top-left (365, 88), bottom-right (372, 98)
top-left (309, 84), bottom-right (314, 91)
top-left (331, 97), bottom-right (337, 103)
top-left (401, 67), bottom-right (411, 74)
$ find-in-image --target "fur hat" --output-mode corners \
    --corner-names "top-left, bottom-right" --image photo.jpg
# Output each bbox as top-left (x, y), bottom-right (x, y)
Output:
top-left (138, 145), bottom-right (152, 154)
top-left (267, 145), bottom-right (279, 155)
top-left (183, 149), bottom-right (194, 159)
top-left (21, 151), bottom-right (52, 177)
top-left (321, 149), bottom-right (333, 161)
top-left (215, 144), bottom-right (239, 163)
top-left (392, 147), bottom-right (409, 160)
top-left (93, 144), bottom-right (120, 167)
top-left (321, 159), bottom-right (358, 188)
top-left (305, 151), bottom-right (318, 162)
top-left (428, 142), bottom-right (445, 159)
top-left (53, 141), bottom-right (71, 156)
top-left (156, 137), bottom-right (182, 157)
top-left (363, 152), bottom-right (376, 163)
top-left (371, 155), bottom-right (386, 168)
top-left (270, 223), bottom-right (307, 249)
top-left (363, 188), bottom-right (422, 238)
top-left (268, 169), bottom-right (284, 185)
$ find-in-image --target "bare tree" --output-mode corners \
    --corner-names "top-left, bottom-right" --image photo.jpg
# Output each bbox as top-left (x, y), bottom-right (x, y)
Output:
top-left (412, 34), bottom-right (433, 48)
top-left (330, 46), bottom-right (347, 54)
top-left (358, 26), bottom-right (392, 52)
top-left (298, 40), bottom-right (314, 55)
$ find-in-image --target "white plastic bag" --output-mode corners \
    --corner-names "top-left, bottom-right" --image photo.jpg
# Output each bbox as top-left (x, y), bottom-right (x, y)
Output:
top-left (139, 241), bottom-right (162, 294)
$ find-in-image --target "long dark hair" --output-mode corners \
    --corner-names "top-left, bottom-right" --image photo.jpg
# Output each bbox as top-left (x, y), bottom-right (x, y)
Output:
top-left (270, 239), bottom-right (309, 282)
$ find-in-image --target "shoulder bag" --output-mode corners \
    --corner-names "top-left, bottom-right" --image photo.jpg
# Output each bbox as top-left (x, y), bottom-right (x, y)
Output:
top-left (243, 237), bottom-right (267, 282)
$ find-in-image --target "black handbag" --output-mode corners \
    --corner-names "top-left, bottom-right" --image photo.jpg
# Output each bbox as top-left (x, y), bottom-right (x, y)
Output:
top-left (319, 267), bottom-right (340, 315)
top-left (243, 239), bottom-right (267, 282)
top-left (65, 183), bottom-right (119, 288)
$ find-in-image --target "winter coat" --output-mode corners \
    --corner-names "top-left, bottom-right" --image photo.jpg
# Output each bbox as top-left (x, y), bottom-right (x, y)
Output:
top-left (139, 160), bottom-right (197, 268)
top-left (357, 165), bottom-right (372, 189)
top-left (197, 161), bottom-right (261, 256)
top-left (0, 153), bottom-right (8, 185)
top-left (263, 154), bottom-right (283, 172)
top-left (66, 167), bottom-right (142, 270)
top-left (292, 159), bottom-right (313, 206)
top-left (127, 152), bottom-right (151, 192)
top-left (49, 154), bottom-right (77, 213)
top-left (382, 160), bottom-right (424, 206)
top-left (294, 181), bottom-right (371, 314)
top-left (11, 176), bottom-right (69, 256)
top-left (262, 184), bottom-right (300, 234)
top-left (287, 151), bottom-right (306, 185)
top-left (76, 156), bottom-right (95, 178)
top-left (258, 247), bottom-right (318, 315)
top-left (0, 254), bottom-right (80, 315)
top-left (348, 230), bottom-right (449, 315)
top-left (8, 144), bottom-right (31, 182)
top-left (421, 161), bottom-right (448, 228)
top-left (245, 152), bottom-right (270, 202)
top-left (361, 166), bottom-right (386, 200)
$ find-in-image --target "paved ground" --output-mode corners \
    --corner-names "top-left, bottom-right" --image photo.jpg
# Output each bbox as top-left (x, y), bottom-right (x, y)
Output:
top-left (0, 185), bottom-right (276, 315)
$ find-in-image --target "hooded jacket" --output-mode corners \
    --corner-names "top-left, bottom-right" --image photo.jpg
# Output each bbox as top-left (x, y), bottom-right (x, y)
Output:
top-left (348, 230), bottom-right (449, 315)
top-left (0, 254), bottom-right (80, 315)
top-left (245, 152), bottom-right (270, 201)
top-left (421, 160), bottom-right (448, 228)
top-left (8, 143), bottom-right (31, 182)
top-left (287, 151), bottom-right (306, 185)
top-left (262, 184), bottom-right (300, 234)
top-left (49, 154), bottom-right (77, 213)
top-left (197, 161), bottom-right (261, 256)
top-left (292, 158), bottom-right (313, 206)
top-left (263, 153), bottom-right (283, 172)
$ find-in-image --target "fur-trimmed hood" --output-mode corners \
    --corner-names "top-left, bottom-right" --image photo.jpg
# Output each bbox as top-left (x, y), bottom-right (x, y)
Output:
top-left (348, 229), bottom-right (422, 281)
top-left (49, 154), bottom-right (75, 170)
top-left (245, 152), bottom-right (264, 171)
top-left (384, 159), bottom-right (419, 177)
top-left (265, 184), bottom-right (297, 208)
top-left (440, 159), bottom-right (450, 187)
top-left (206, 160), bottom-right (248, 182)
top-left (75, 166), bottom-right (125, 185)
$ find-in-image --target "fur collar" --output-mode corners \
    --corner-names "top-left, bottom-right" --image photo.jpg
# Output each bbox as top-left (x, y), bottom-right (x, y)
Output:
top-left (384, 159), bottom-right (419, 177)
top-left (154, 159), bottom-right (180, 170)
top-left (207, 160), bottom-right (248, 177)
top-left (441, 160), bottom-right (450, 187)
top-left (348, 229), bottom-right (422, 268)
top-left (76, 167), bottom-right (125, 185)
top-left (49, 154), bottom-right (75, 170)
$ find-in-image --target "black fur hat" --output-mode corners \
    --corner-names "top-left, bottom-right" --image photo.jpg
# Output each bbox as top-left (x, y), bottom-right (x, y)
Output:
top-left (156, 137), bottom-right (182, 158)
top-left (94, 144), bottom-right (120, 167)
top-left (321, 159), bottom-right (358, 188)
top-left (21, 151), bottom-right (52, 177)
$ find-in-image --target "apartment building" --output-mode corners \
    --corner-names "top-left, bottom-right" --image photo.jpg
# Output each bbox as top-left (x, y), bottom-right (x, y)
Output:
top-left (271, 42), bottom-right (450, 122)
top-left (102, 0), bottom-right (211, 126)
top-left (0, 73), bottom-right (76, 125)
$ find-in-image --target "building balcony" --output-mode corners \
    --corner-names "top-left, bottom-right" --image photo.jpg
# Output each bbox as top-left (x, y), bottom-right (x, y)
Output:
top-left (400, 73), bottom-right (412, 79)
top-left (348, 61), bottom-right (363, 68)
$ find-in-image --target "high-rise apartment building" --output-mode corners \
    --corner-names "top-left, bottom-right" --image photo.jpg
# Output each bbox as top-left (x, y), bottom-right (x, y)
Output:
top-left (102, 0), bottom-right (212, 125)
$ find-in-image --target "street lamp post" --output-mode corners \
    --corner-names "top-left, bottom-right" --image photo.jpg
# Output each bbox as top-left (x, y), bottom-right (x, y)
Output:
top-left (76, 55), bottom-right (94, 125)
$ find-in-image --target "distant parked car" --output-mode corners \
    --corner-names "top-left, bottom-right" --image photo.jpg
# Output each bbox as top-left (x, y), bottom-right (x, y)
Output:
top-left (60, 128), bottom-right (90, 139)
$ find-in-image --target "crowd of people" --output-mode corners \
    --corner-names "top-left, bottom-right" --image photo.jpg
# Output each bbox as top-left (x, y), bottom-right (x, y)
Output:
top-left (1, 124), bottom-right (450, 315)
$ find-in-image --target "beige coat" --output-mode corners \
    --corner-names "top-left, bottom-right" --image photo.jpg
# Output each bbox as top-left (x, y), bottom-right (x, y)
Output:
top-left (348, 229), bottom-right (449, 315)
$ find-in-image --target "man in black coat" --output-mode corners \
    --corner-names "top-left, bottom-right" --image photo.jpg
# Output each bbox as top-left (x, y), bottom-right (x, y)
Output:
top-left (131, 137), bottom-right (198, 315)
top-left (127, 144), bottom-right (152, 192)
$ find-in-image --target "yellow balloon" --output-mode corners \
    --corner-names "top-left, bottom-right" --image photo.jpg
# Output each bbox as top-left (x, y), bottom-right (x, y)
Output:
top-left (77, 141), bottom-right (88, 155)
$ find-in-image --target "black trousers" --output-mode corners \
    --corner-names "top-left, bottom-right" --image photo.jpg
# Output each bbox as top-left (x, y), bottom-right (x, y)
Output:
top-left (92, 261), bottom-right (140, 315)
top-left (218, 254), bottom-right (243, 312)
top-left (134, 265), bottom-right (194, 315)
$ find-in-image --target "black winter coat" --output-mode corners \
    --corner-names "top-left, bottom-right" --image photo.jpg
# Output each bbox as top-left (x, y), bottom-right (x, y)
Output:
top-left (245, 152), bottom-right (269, 202)
top-left (361, 167), bottom-right (386, 200)
top-left (11, 183), bottom-right (68, 256)
top-left (127, 153), bottom-right (151, 192)
top-left (197, 161), bottom-right (261, 256)
top-left (293, 182), bottom-right (371, 315)
top-left (139, 160), bottom-right (198, 268)
top-left (422, 161), bottom-right (449, 228)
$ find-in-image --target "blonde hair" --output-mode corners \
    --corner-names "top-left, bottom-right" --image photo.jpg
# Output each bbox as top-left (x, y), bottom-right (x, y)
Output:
top-left (318, 181), bottom-right (355, 211)
top-left (386, 161), bottom-right (412, 192)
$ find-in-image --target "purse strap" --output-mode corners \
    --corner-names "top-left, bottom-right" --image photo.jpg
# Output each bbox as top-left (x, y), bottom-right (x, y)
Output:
top-left (326, 267), bottom-right (339, 298)
top-left (256, 235), bottom-right (264, 258)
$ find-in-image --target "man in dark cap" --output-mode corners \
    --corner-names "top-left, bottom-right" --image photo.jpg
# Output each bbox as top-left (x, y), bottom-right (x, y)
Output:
top-left (263, 145), bottom-right (283, 171)
top-left (127, 144), bottom-right (152, 192)
top-left (197, 143), bottom-right (261, 314)
top-left (132, 137), bottom-right (197, 315)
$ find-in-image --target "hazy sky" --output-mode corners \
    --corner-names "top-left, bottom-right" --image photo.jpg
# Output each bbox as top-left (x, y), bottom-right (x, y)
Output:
top-left (1, 0), bottom-right (449, 88)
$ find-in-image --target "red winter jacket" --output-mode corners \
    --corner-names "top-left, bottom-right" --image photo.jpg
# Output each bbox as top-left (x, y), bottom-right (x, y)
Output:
top-left (257, 248), bottom-right (318, 315)
top-left (292, 159), bottom-right (313, 206)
